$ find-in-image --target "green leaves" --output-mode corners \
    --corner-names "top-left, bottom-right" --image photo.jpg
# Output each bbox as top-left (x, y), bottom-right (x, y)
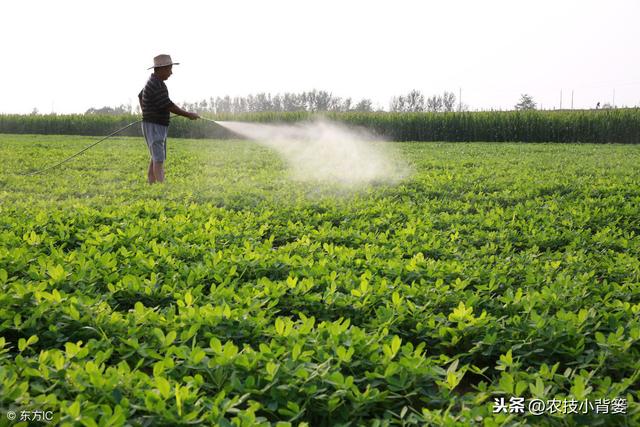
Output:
top-left (336, 346), bottom-right (354, 363)
top-left (184, 291), bottom-right (193, 307)
top-left (496, 350), bottom-right (515, 371)
top-left (436, 359), bottom-right (467, 392)
top-left (448, 301), bottom-right (473, 323)
top-left (67, 400), bottom-right (81, 419)
top-left (265, 362), bottom-right (279, 380)
top-left (47, 264), bottom-right (66, 282)
top-left (448, 301), bottom-right (488, 329)
top-left (382, 335), bottom-right (402, 360)
top-left (2, 136), bottom-right (640, 425)
top-left (350, 277), bottom-right (369, 297)
top-left (152, 328), bottom-right (177, 348)
top-left (18, 335), bottom-right (39, 352)
top-left (570, 375), bottom-right (593, 401)
top-left (274, 317), bottom-right (294, 337)
top-left (155, 376), bottom-right (171, 399)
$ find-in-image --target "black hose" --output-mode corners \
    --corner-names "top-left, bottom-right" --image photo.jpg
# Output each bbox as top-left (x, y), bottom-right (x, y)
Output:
top-left (21, 119), bottom-right (143, 176)
top-left (21, 116), bottom-right (219, 176)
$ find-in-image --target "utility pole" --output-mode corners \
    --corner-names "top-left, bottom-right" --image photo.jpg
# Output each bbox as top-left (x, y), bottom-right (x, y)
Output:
top-left (559, 89), bottom-right (563, 110)
top-left (612, 89), bottom-right (615, 107)
top-left (459, 87), bottom-right (462, 112)
top-left (571, 90), bottom-right (574, 109)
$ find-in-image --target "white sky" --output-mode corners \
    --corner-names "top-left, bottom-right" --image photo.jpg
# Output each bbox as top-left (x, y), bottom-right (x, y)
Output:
top-left (2, 0), bottom-right (639, 114)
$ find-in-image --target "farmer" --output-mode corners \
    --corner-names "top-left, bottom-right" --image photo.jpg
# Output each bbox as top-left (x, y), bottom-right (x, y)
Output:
top-left (138, 54), bottom-right (199, 184)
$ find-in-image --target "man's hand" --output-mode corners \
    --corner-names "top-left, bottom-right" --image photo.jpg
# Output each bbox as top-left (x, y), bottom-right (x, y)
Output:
top-left (169, 104), bottom-right (200, 120)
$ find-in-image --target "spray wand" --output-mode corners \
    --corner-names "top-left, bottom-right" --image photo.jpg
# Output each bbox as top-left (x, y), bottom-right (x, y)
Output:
top-left (199, 116), bottom-right (219, 125)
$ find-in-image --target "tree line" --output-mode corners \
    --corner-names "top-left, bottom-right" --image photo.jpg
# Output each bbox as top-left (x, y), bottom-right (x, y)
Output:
top-left (390, 90), bottom-right (466, 112)
top-left (84, 89), bottom-right (470, 115)
top-left (161, 91), bottom-right (375, 114)
top-left (55, 91), bottom-right (629, 116)
top-left (178, 89), bottom-right (468, 114)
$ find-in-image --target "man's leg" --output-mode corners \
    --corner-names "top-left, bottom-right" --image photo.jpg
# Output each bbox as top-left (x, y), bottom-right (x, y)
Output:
top-left (148, 160), bottom-right (156, 184)
top-left (152, 161), bottom-right (165, 183)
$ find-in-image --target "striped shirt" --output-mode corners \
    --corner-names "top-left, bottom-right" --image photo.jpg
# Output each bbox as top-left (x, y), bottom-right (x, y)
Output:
top-left (138, 74), bottom-right (174, 126)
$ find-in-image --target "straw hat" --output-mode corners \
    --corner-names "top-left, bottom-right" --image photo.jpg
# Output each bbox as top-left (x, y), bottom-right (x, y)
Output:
top-left (148, 54), bottom-right (180, 70)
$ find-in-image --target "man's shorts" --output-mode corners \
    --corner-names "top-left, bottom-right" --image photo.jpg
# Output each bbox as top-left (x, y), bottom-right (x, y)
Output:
top-left (142, 122), bottom-right (169, 162)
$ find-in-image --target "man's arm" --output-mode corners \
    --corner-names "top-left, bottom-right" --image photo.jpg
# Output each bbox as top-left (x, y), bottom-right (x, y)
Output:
top-left (169, 103), bottom-right (199, 120)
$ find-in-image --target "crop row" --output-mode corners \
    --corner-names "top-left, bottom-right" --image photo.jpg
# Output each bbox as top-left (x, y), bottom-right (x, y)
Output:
top-left (1, 109), bottom-right (639, 143)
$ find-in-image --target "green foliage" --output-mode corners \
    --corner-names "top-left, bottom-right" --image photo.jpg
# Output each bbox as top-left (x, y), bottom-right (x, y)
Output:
top-left (2, 108), bottom-right (640, 142)
top-left (0, 135), bottom-right (639, 426)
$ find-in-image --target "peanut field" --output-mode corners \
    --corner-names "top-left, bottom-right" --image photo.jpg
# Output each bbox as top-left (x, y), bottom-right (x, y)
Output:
top-left (1, 134), bottom-right (639, 426)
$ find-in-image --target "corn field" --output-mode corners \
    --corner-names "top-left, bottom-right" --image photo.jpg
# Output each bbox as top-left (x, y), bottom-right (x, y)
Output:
top-left (1, 109), bottom-right (638, 143)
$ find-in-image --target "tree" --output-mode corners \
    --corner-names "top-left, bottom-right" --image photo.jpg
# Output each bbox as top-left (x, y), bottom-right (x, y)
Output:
top-left (215, 96), bottom-right (232, 113)
top-left (305, 90), bottom-right (335, 112)
top-left (282, 93), bottom-right (305, 112)
top-left (405, 90), bottom-right (425, 112)
top-left (340, 97), bottom-right (352, 112)
top-left (442, 91), bottom-right (456, 112)
top-left (390, 90), bottom-right (425, 112)
top-left (515, 94), bottom-right (536, 111)
top-left (272, 94), bottom-right (283, 112)
top-left (84, 104), bottom-right (131, 115)
top-left (389, 95), bottom-right (406, 112)
top-left (394, 91), bottom-right (458, 112)
top-left (426, 95), bottom-right (443, 112)
top-left (353, 99), bottom-right (373, 112)
top-left (232, 97), bottom-right (247, 113)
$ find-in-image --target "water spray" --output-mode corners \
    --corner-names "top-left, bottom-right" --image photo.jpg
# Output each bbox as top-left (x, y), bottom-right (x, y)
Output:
top-left (18, 115), bottom-right (407, 186)
top-left (217, 119), bottom-right (408, 186)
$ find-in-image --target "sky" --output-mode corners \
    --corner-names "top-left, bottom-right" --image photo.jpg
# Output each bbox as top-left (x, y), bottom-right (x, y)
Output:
top-left (2, 0), bottom-right (639, 114)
